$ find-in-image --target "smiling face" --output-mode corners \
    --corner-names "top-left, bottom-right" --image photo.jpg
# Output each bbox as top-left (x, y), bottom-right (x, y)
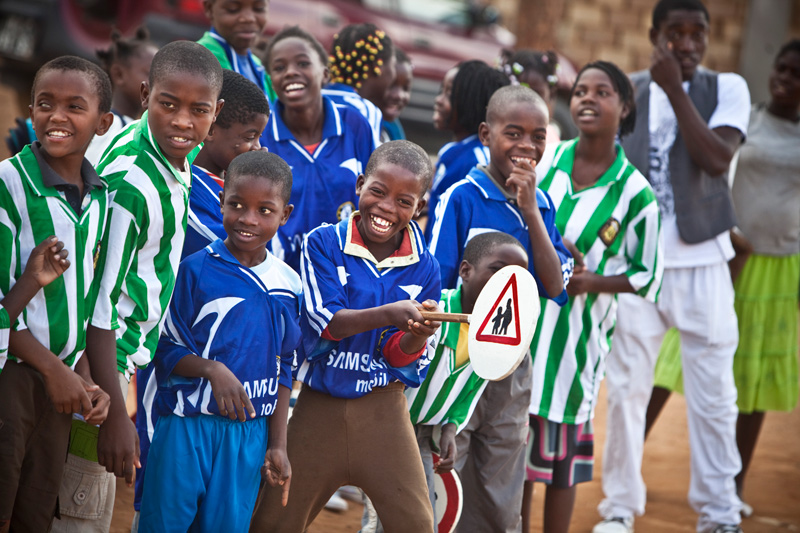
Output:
top-left (459, 242), bottom-right (528, 313)
top-left (358, 52), bottom-right (396, 108)
top-left (355, 162), bottom-right (426, 260)
top-left (570, 67), bottom-right (628, 138)
top-left (202, 112), bottom-right (268, 176)
top-left (204, 0), bottom-right (268, 56)
top-left (650, 8), bottom-right (708, 81)
top-left (433, 67), bottom-right (457, 131)
top-left (30, 69), bottom-right (112, 172)
top-left (479, 100), bottom-right (548, 186)
top-left (382, 60), bottom-right (412, 123)
top-left (142, 71), bottom-right (222, 170)
top-left (220, 173), bottom-right (292, 267)
top-left (770, 49), bottom-right (800, 110)
top-left (268, 36), bottom-right (327, 109)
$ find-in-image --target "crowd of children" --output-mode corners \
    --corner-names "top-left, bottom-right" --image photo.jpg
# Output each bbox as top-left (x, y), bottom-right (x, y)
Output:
top-left (0, 0), bottom-right (797, 532)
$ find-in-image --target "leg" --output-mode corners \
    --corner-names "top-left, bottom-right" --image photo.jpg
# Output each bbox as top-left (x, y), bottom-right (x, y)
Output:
top-left (598, 292), bottom-right (667, 521)
top-left (734, 411), bottom-right (765, 497)
top-left (543, 485), bottom-right (577, 533)
top-left (521, 481), bottom-right (534, 533)
top-left (673, 263), bottom-right (741, 530)
top-left (644, 386), bottom-right (672, 440)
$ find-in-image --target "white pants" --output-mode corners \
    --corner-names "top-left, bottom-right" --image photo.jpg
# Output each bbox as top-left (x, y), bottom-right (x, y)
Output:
top-left (599, 264), bottom-right (741, 530)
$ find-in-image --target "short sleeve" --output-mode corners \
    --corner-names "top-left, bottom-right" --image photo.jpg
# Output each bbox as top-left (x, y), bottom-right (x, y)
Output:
top-left (622, 179), bottom-right (664, 302)
top-left (708, 73), bottom-right (751, 138)
top-left (428, 184), bottom-right (469, 289)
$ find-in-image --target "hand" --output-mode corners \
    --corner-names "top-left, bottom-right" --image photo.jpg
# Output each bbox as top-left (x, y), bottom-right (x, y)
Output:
top-left (382, 300), bottom-right (429, 333)
top-left (562, 238), bottom-right (584, 270)
top-left (263, 447), bottom-right (291, 507)
top-left (435, 424), bottom-right (457, 474)
top-left (407, 299), bottom-right (442, 338)
top-left (42, 363), bottom-right (94, 416)
top-left (504, 159), bottom-right (539, 220)
top-left (97, 408), bottom-right (141, 486)
top-left (650, 41), bottom-right (683, 94)
top-left (566, 267), bottom-right (597, 297)
top-left (83, 384), bottom-right (111, 426)
top-left (209, 363), bottom-right (255, 421)
top-left (21, 236), bottom-right (70, 288)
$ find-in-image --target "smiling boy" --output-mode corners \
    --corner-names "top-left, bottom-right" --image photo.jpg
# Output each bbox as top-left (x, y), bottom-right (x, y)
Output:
top-left (83, 41), bottom-right (222, 526)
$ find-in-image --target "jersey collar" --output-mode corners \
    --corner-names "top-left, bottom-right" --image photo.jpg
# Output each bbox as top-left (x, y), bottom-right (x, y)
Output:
top-left (466, 167), bottom-right (552, 211)
top-left (137, 111), bottom-right (201, 188)
top-left (551, 139), bottom-right (630, 191)
top-left (268, 96), bottom-right (343, 144)
top-left (343, 212), bottom-right (420, 268)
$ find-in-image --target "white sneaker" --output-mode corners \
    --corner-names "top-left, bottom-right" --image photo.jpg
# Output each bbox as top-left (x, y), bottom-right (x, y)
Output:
top-left (593, 516), bottom-right (634, 533)
top-left (324, 489), bottom-right (349, 512)
top-left (740, 501), bottom-right (753, 518)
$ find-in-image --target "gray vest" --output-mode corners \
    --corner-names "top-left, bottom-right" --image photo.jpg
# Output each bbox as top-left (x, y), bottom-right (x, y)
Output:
top-left (621, 68), bottom-right (736, 244)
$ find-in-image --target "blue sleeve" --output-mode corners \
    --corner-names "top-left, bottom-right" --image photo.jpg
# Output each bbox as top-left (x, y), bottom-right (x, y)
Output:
top-left (299, 227), bottom-right (346, 360)
top-left (278, 302), bottom-right (301, 389)
top-left (428, 185), bottom-right (468, 290)
top-left (537, 188), bottom-right (572, 306)
top-left (355, 114), bottom-right (376, 170)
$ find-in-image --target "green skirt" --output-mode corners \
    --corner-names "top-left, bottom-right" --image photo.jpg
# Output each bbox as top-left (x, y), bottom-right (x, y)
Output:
top-left (652, 254), bottom-right (799, 413)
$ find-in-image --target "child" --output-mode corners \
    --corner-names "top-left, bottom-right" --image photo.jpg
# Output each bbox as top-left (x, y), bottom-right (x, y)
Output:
top-left (522, 60), bottom-right (663, 533)
top-left (88, 27), bottom-right (158, 164)
top-left (183, 69), bottom-right (270, 258)
top-left (0, 56), bottom-right (114, 532)
top-left (428, 84), bottom-right (572, 532)
top-left (501, 48), bottom-right (563, 143)
top-left (260, 26), bottom-right (375, 272)
top-left (251, 140), bottom-right (442, 532)
top-left (198, 0), bottom-right (277, 101)
top-left (425, 60), bottom-right (510, 239)
top-left (380, 47), bottom-right (413, 142)
top-left (324, 23), bottom-right (395, 147)
top-left (405, 231), bottom-right (530, 525)
top-left (138, 151), bottom-right (299, 532)
top-left (84, 40), bottom-right (223, 529)
top-left (594, 2), bottom-right (750, 532)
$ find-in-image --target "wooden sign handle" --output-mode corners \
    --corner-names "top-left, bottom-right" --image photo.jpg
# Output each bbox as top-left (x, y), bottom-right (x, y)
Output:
top-left (420, 311), bottom-right (470, 324)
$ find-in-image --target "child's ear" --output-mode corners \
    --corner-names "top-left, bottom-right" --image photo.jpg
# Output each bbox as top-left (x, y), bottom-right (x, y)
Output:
top-left (140, 81), bottom-right (150, 110)
top-left (648, 26), bottom-right (659, 47)
top-left (280, 203), bottom-right (294, 226)
top-left (109, 63), bottom-right (126, 87)
top-left (355, 174), bottom-right (366, 195)
top-left (202, 0), bottom-right (214, 22)
top-left (458, 260), bottom-right (472, 282)
top-left (620, 101), bottom-right (631, 122)
top-left (95, 111), bottom-right (114, 136)
top-left (478, 121), bottom-right (491, 147)
top-left (205, 122), bottom-right (217, 141)
top-left (218, 190), bottom-right (225, 211)
top-left (213, 99), bottom-right (225, 122)
top-left (414, 196), bottom-right (427, 218)
top-left (321, 66), bottom-right (331, 87)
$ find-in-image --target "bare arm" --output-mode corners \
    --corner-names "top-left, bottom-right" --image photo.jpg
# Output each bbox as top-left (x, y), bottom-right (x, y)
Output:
top-left (264, 385), bottom-right (292, 506)
top-left (567, 272), bottom-right (636, 297)
top-left (172, 353), bottom-right (255, 421)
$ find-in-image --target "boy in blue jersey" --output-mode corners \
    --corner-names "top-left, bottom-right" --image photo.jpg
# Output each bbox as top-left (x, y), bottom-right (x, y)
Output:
top-left (428, 85), bottom-right (573, 532)
top-left (251, 140), bottom-right (441, 532)
top-left (138, 151), bottom-right (299, 532)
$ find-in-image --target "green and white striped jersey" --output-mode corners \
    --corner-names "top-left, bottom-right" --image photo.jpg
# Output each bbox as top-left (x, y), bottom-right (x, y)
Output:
top-left (530, 140), bottom-right (663, 424)
top-left (406, 287), bottom-right (489, 433)
top-left (0, 144), bottom-right (108, 372)
top-left (91, 113), bottom-right (199, 379)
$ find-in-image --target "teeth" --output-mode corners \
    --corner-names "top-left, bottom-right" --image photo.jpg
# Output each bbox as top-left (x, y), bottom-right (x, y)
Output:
top-left (579, 109), bottom-right (597, 116)
top-left (171, 136), bottom-right (189, 142)
top-left (370, 215), bottom-right (393, 233)
top-left (48, 131), bottom-right (71, 137)
top-left (285, 83), bottom-right (304, 92)
top-left (510, 156), bottom-right (534, 166)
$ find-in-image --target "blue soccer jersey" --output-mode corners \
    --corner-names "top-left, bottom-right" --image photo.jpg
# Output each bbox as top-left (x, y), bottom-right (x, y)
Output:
top-left (183, 165), bottom-right (225, 259)
top-left (323, 83), bottom-right (383, 148)
top-left (153, 239), bottom-right (302, 419)
top-left (428, 166), bottom-right (572, 304)
top-left (261, 96), bottom-right (375, 272)
top-left (296, 215), bottom-right (441, 399)
top-left (425, 134), bottom-right (490, 242)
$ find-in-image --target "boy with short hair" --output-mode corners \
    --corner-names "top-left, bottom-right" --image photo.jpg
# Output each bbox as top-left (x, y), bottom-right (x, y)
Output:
top-left (139, 151), bottom-right (299, 532)
top-left (405, 231), bottom-right (529, 524)
top-left (0, 55), bottom-right (114, 532)
top-left (199, 0), bottom-right (277, 101)
top-left (82, 40), bottom-right (223, 529)
top-left (252, 140), bottom-right (442, 532)
top-left (594, 1), bottom-right (750, 532)
top-left (428, 84), bottom-right (572, 532)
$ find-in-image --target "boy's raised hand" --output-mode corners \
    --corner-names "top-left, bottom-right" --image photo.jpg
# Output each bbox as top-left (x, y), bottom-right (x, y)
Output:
top-left (435, 423), bottom-right (457, 474)
top-left (650, 41), bottom-right (683, 93)
top-left (505, 159), bottom-right (540, 219)
top-left (208, 362), bottom-right (256, 421)
top-left (263, 448), bottom-right (292, 507)
top-left (22, 236), bottom-right (70, 288)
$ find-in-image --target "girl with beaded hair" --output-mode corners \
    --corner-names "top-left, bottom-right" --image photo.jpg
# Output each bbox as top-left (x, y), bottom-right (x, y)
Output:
top-left (323, 23), bottom-right (396, 146)
top-left (501, 48), bottom-right (563, 143)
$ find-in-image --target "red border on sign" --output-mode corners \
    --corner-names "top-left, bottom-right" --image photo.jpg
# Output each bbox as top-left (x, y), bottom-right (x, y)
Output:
top-left (475, 273), bottom-right (521, 345)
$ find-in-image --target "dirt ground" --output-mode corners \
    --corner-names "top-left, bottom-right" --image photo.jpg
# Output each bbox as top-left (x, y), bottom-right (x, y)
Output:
top-left (2, 82), bottom-right (797, 533)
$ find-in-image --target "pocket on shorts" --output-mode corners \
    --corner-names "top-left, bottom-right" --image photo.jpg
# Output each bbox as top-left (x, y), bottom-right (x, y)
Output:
top-left (58, 455), bottom-right (112, 520)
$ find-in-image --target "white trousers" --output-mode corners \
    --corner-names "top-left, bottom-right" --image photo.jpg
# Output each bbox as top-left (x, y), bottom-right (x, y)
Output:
top-left (599, 263), bottom-right (741, 530)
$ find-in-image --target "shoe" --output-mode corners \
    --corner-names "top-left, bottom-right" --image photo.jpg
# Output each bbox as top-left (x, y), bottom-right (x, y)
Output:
top-left (707, 526), bottom-right (742, 533)
top-left (324, 490), bottom-right (349, 512)
top-left (740, 501), bottom-right (753, 518)
top-left (592, 517), bottom-right (634, 533)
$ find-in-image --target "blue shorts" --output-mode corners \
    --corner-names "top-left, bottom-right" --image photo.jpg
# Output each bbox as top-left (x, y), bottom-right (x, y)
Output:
top-left (138, 414), bottom-right (268, 533)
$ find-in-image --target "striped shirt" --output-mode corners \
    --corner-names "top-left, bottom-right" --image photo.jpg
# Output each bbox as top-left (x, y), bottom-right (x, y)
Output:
top-left (530, 140), bottom-right (663, 424)
top-left (406, 287), bottom-right (489, 433)
top-left (0, 143), bottom-right (108, 371)
top-left (91, 113), bottom-right (200, 378)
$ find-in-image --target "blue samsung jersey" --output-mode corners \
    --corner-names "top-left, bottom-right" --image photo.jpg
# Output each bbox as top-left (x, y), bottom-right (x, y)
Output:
top-left (297, 216), bottom-right (441, 399)
top-left (261, 96), bottom-right (375, 272)
top-left (425, 134), bottom-right (490, 243)
top-left (323, 83), bottom-right (383, 148)
top-left (153, 239), bottom-right (302, 419)
top-left (428, 166), bottom-right (572, 305)
top-left (183, 166), bottom-right (225, 260)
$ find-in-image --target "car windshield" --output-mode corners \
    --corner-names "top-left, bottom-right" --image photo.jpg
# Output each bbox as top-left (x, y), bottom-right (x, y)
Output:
top-left (362, 0), bottom-right (473, 27)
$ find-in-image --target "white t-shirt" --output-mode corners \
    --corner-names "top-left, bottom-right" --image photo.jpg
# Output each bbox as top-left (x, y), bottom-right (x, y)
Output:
top-left (648, 73), bottom-right (750, 268)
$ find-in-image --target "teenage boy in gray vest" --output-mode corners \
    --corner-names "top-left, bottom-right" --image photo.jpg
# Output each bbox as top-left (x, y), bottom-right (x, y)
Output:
top-left (593, 2), bottom-right (750, 533)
